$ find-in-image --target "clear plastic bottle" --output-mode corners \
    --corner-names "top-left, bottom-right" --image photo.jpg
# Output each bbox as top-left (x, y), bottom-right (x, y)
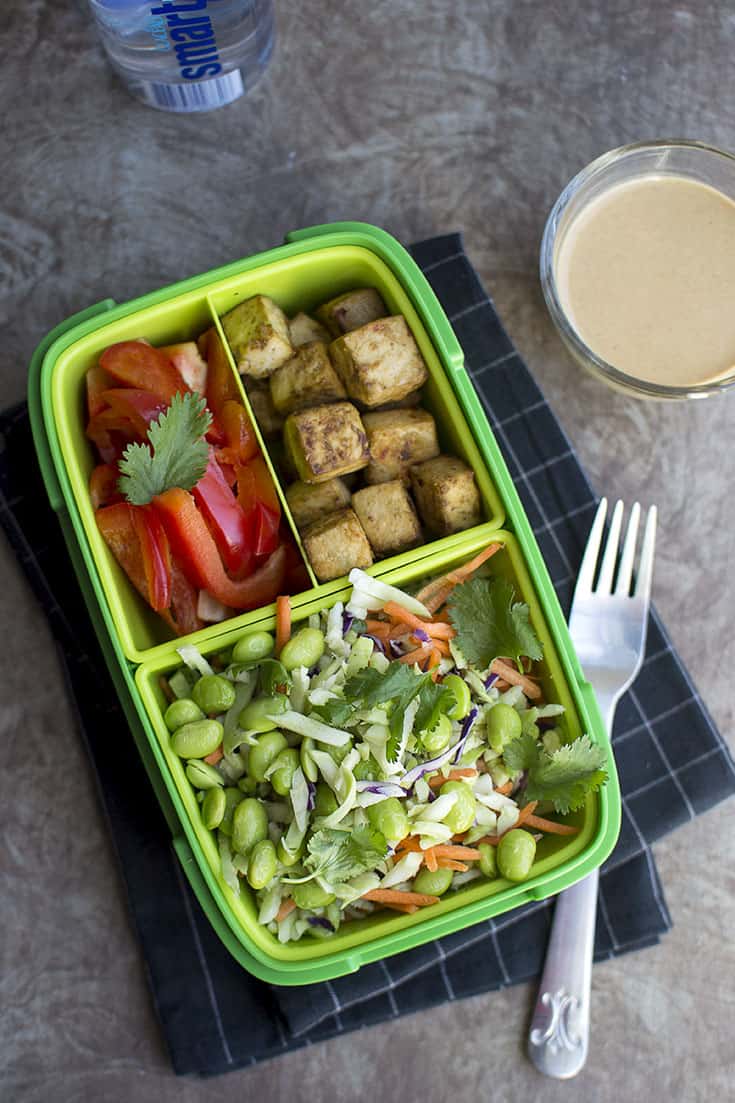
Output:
top-left (86, 0), bottom-right (275, 113)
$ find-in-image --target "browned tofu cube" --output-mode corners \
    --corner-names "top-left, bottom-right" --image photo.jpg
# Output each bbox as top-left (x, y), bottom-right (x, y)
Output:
top-left (243, 380), bottom-right (283, 438)
top-left (269, 341), bottom-right (347, 416)
top-left (409, 456), bottom-right (482, 536)
top-left (352, 481), bottom-right (422, 556)
top-left (302, 508), bottom-right (373, 581)
top-left (283, 402), bottom-right (370, 484)
top-left (329, 316), bottom-right (428, 408)
top-left (316, 288), bottom-right (387, 336)
top-left (363, 407), bottom-right (440, 485)
top-left (289, 312), bottom-right (330, 347)
top-left (221, 295), bottom-right (293, 379)
top-left (285, 478), bottom-right (352, 530)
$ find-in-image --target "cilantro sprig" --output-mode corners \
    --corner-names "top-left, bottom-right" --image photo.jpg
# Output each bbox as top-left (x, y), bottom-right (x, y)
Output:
top-left (302, 826), bottom-right (387, 889)
top-left (503, 732), bottom-right (608, 814)
top-left (343, 662), bottom-right (451, 761)
top-left (447, 577), bottom-right (542, 669)
top-left (117, 391), bottom-right (212, 505)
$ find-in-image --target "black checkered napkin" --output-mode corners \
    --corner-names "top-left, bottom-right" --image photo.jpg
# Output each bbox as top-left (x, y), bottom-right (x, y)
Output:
top-left (1, 234), bottom-right (732, 1076)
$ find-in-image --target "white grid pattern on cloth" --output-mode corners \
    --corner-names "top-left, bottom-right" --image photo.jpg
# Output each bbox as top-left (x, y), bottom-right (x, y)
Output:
top-left (2, 238), bottom-right (732, 1072)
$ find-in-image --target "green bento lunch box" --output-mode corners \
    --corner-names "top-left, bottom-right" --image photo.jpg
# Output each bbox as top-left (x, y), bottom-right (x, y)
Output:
top-left (28, 222), bottom-right (621, 986)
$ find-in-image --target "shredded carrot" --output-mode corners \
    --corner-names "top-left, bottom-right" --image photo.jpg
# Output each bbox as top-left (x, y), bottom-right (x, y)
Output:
top-left (495, 781), bottom-right (513, 796)
top-left (398, 644), bottom-right (434, 666)
top-left (425, 637), bottom-right (451, 656)
top-left (524, 814), bottom-right (580, 836)
top-left (475, 835), bottom-right (499, 846)
top-left (416, 543), bottom-right (503, 613)
top-left (379, 902), bottom-right (419, 914)
top-left (276, 898), bottom-right (296, 923)
top-left (427, 648), bottom-right (442, 670)
top-left (436, 858), bottom-right (469, 871)
top-left (382, 601), bottom-right (456, 640)
top-left (431, 844), bottom-right (482, 860)
top-left (428, 768), bottom-right (478, 789)
top-left (516, 800), bottom-right (539, 826)
top-left (362, 888), bottom-right (440, 907)
top-left (159, 675), bottom-right (175, 703)
top-left (204, 745), bottom-right (224, 765)
top-left (395, 836), bottom-right (422, 854)
top-left (424, 847), bottom-right (439, 872)
top-left (275, 595), bottom-right (291, 656)
top-left (489, 658), bottom-right (542, 700)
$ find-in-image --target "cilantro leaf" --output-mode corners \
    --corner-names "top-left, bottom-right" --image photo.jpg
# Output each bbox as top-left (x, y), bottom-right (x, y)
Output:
top-left (502, 731), bottom-right (541, 774)
top-left (310, 698), bottom-right (355, 728)
top-left (304, 826), bottom-right (387, 888)
top-left (117, 391), bottom-right (212, 505)
top-left (447, 577), bottom-right (543, 669)
top-left (344, 662), bottom-right (448, 762)
top-left (503, 733), bottom-right (608, 814)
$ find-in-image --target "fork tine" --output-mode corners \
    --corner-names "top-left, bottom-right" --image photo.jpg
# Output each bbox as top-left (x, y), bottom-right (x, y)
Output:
top-left (614, 501), bottom-right (641, 595)
top-left (634, 506), bottom-right (658, 602)
top-left (596, 499), bottom-right (624, 593)
top-left (574, 498), bottom-right (608, 597)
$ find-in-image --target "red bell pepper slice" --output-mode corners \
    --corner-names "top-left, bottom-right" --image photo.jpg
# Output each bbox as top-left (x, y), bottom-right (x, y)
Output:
top-left (163, 561), bottom-right (203, 637)
top-left (215, 400), bottom-right (259, 466)
top-left (131, 504), bottom-right (172, 612)
top-left (86, 366), bottom-right (114, 420)
top-left (86, 408), bottom-right (138, 464)
top-left (237, 456), bottom-right (281, 517)
top-left (153, 487), bottom-right (286, 610)
top-left (252, 503), bottom-right (280, 559)
top-left (191, 448), bottom-right (254, 578)
top-left (100, 341), bottom-right (189, 403)
top-left (89, 463), bottom-right (122, 510)
top-left (100, 388), bottom-right (168, 439)
top-left (202, 328), bottom-right (240, 416)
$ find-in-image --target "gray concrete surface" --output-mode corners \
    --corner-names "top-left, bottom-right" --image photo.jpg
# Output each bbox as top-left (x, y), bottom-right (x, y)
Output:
top-left (2, 2), bottom-right (734, 1100)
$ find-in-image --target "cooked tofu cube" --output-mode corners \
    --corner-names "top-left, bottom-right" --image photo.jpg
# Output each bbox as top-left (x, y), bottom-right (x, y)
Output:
top-left (285, 478), bottom-right (352, 530)
top-left (363, 407), bottom-right (440, 485)
top-left (284, 401), bottom-right (370, 484)
top-left (289, 312), bottom-right (330, 347)
top-left (243, 380), bottom-right (283, 438)
top-left (221, 295), bottom-right (293, 380)
top-left (269, 341), bottom-right (347, 416)
top-left (409, 455), bottom-right (482, 536)
top-left (352, 481), bottom-right (422, 556)
top-left (302, 508), bottom-right (373, 581)
top-left (329, 316), bottom-right (428, 408)
top-left (316, 288), bottom-right (387, 336)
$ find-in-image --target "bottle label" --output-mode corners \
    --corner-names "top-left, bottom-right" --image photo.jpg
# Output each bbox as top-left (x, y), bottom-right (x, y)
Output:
top-left (135, 68), bottom-right (244, 112)
top-left (148, 0), bottom-right (227, 81)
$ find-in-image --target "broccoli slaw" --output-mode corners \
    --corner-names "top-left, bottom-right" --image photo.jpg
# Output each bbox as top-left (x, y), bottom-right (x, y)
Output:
top-left (166, 549), bottom-right (607, 944)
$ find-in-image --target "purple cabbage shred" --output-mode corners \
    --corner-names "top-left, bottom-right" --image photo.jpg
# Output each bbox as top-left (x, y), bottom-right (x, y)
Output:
top-left (452, 706), bottom-right (479, 764)
top-left (484, 672), bottom-right (499, 690)
top-left (342, 611), bottom-right (355, 636)
top-left (364, 633), bottom-right (386, 654)
top-left (306, 781), bottom-right (317, 811)
top-left (413, 627), bottom-right (430, 644)
top-left (308, 917), bottom-right (334, 931)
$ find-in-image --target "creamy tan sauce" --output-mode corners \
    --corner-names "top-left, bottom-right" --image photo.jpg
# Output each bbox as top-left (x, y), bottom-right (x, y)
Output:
top-left (555, 175), bottom-right (735, 386)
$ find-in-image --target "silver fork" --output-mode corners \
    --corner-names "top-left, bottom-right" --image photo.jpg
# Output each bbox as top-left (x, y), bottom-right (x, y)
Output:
top-left (527, 498), bottom-right (657, 1079)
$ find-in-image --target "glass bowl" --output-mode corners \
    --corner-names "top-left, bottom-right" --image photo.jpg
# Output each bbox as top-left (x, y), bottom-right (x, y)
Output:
top-left (540, 139), bottom-right (735, 400)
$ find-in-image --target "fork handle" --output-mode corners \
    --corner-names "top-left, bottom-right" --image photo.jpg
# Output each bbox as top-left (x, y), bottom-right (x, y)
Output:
top-left (527, 690), bottom-right (617, 1078)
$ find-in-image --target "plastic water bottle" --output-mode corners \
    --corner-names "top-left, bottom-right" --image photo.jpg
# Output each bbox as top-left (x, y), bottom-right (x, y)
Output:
top-left (86, 0), bottom-right (275, 113)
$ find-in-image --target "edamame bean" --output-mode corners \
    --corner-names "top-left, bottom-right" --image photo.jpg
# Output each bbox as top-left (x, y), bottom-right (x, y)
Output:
top-left (171, 719), bottom-right (223, 759)
top-left (232, 797), bottom-right (268, 855)
top-left (478, 842), bottom-right (497, 879)
top-left (497, 829), bottom-right (536, 882)
top-left (185, 760), bottom-right (225, 790)
top-left (269, 748), bottom-right (300, 796)
top-left (165, 698), bottom-right (204, 732)
top-left (191, 674), bottom-right (236, 715)
top-left (279, 627), bottom-right (325, 672)
top-left (413, 867), bottom-right (453, 896)
top-left (238, 775), bottom-right (257, 795)
top-left (366, 797), bottom-right (410, 843)
top-left (292, 881), bottom-right (336, 909)
top-left (439, 780), bottom-right (476, 833)
top-left (300, 737), bottom-right (318, 782)
top-left (248, 731), bottom-right (288, 782)
top-left (314, 781), bottom-right (338, 817)
top-left (421, 713), bottom-right (452, 754)
top-left (542, 728), bottom-right (562, 755)
top-left (218, 787), bottom-right (245, 837)
top-left (486, 702), bottom-right (522, 753)
top-left (202, 786), bottom-right (226, 830)
top-left (277, 837), bottom-right (304, 867)
top-left (232, 630), bottom-right (275, 664)
top-left (247, 839), bottom-right (277, 889)
top-left (443, 673), bottom-right (471, 720)
top-left (239, 694), bottom-right (288, 734)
